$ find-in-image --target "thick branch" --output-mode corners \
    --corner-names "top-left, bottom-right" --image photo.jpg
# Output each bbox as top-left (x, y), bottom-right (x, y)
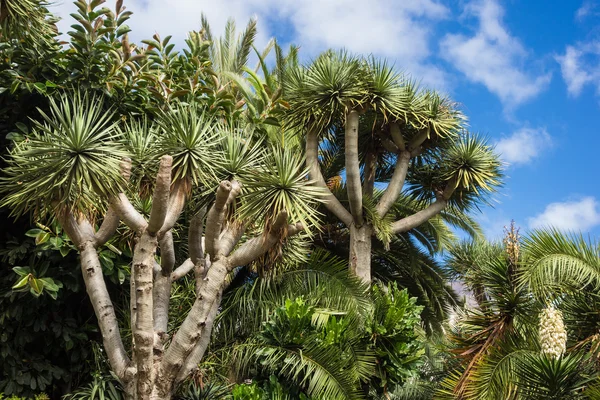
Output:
top-left (228, 211), bottom-right (289, 268)
top-left (111, 193), bottom-right (147, 232)
top-left (132, 232), bottom-right (158, 397)
top-left (153, 231), bottom-right (175, 334)
top-left (204, 181), bottom-right (232, 260)
top-left (158, 181), bottom-right (187, 237)
top-left (195, 257), bottom-right (209, 296)
top-left (156, 213), bottom-right (302, 392)
top-left (305, 129), bottom-right (353, 227)
top-left (95, 206), bottom-right (120, 247)
top-left (390, 168), bottom-right (459, 234)
top-left (189, 207), bottom-right (206, 264)
top-left (389, 122), bottom-right (406, 151)
top-left (80, 241), bottom-right (130, 379)
top-left (171, 258), bottom-right (195, 281)
top-left (174, 295), bottom-right (220, 384)
top-left (218, 223), bottom-right (245, 258)
top-left (111, 158), bottom-right (147, 232)
top-left (391, 199), bottom-right (447, 234)
top-left (376, 151), bottom-right (411, 216)
top-left (77, 217), bottom-right (96, 239)
top-left (344, 109), bottom-right (364, 225)
top-left (363, 150), bottom-right (377, 198)
top-left (156, 258), bottom-right (230, 396)
top-left (57, 209), bottom-right (84, 246)
top-left (226, 180), bottom-right (242, 205)
top-left (380, 136), bottom-right (400, 154)
top-left (407, 126), bottom-right (430, 151)
top-left (148, 155), bottom-right (173, 235)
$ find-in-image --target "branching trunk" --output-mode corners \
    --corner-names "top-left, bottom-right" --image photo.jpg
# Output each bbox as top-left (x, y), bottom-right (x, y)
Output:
top-left (55, 158), bottom-right (304, 399)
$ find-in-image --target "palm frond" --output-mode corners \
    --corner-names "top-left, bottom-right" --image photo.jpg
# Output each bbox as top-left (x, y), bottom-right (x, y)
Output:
top-left (520, 229), bottom-right (600, 297)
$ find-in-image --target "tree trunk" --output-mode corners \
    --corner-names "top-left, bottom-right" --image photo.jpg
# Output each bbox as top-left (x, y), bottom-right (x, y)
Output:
top-left (56, 165), bottom-right (304, 400)
top-left (349, 224), bottom-right (372, 283)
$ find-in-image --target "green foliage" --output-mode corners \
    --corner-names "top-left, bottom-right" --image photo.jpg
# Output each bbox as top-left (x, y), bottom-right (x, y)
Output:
top-left (216, 253), bottom-right (425, 399)
top-left (231, 376), bottom-right (311, 400)
top-left (176, 381), bottom-right (232, 400)
top-left (516, 352), bottom-right (597, 399)
top-left (520, 228), bottom-right (600, 296)
top-left (367, 283), bottom-right (425, 389)
top-left (0, 1), bottom-right (510, 399)
top-left (0, 235), bottom-right (97, 397)
top-left (240, 146), bottom-right (324, 232)
top-left (62, 373), bottom-right (124, 400)
top-left (408, 132), bottom-right (503, 211)
top-left (156, 103), bottom-right (223, 186)
top-left (0, 394), bottom-right (50, 400)
top-left (232, 382), bottom-right (263, 400)
top-left (1, 93), bottom-right (127, 217)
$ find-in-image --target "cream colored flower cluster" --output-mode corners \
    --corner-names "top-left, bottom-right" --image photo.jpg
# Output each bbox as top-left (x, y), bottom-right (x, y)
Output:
top-left (539, 306), bottom-right (567, 358)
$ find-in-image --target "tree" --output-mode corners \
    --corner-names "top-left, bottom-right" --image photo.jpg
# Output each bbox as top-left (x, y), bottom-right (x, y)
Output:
top-left (283, 51), bottom-right (503, 282)
top-left (0, 90), bottom-right (320, 399)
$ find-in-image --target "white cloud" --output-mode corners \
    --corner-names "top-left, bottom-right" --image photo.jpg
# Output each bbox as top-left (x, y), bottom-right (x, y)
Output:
top-left (556, 42), bottom-right (600, 96)
top-left (440, 0), bottom-right (550, 107)
top-left (576, 1), bottom-right (598, 21)
top-left (495, 127), bottom-right (552, 166)
top-left (528, 197), bottom-right (600, 232)
top-left (50, 0), bottom-right (451, 90)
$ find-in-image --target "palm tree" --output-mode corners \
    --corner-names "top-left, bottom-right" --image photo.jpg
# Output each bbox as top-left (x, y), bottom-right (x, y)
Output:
top-left (438, 224), bottom-right (540, 399)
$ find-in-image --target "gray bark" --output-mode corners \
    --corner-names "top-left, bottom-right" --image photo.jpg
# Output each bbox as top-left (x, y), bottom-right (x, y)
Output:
top-left (111, 193), bottom-right (147, 232)
top-left (391, 199), bottom-right (447, 234)
top-left (349, 224), bottom-right (372, 283)
top-left (344, 109), bottom-right (363, 225)
top-left (174, 295), bottom-right (220, 384)
top-left (158, 182), bottom-right (186, 237)
top-left (80, 241), bottom-right (130, 379)
top-left (132, 232), bottom-right (158, 399)
top-left (95, 207), bottom-right (120, 246)
top-left (376, 151), bottom-right (411, 216)
top-left (154, 231), bottom-right (175, 334)
top-left (305, 129), bottom-right (353, 227)
top-left (171, 258), bottom-right (195, 281)
top-left (147, 155), bottom-right (173, 235)
top-left (155, 258), bottom-right (230, 397)
top-left (56, 161), bottom-right (307, 400)
top-left (389, 122), bottom-right (406, 150)
top-left (204, 181), bottom-right (232, 259)
top-left (188, 208), bottom-right (206, 264)
top-left (363, 150), bottom-right (377, 197)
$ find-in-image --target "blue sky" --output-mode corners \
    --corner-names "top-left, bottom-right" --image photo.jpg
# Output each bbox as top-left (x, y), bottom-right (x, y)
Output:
top-left (52, 0), bottom-right (600, 238)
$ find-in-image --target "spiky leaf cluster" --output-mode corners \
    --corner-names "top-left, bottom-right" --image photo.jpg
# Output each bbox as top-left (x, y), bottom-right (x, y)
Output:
top-left (1, 93), bottom-right (127, 217)
top-left (240, 146), bottom-right (324, 232)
